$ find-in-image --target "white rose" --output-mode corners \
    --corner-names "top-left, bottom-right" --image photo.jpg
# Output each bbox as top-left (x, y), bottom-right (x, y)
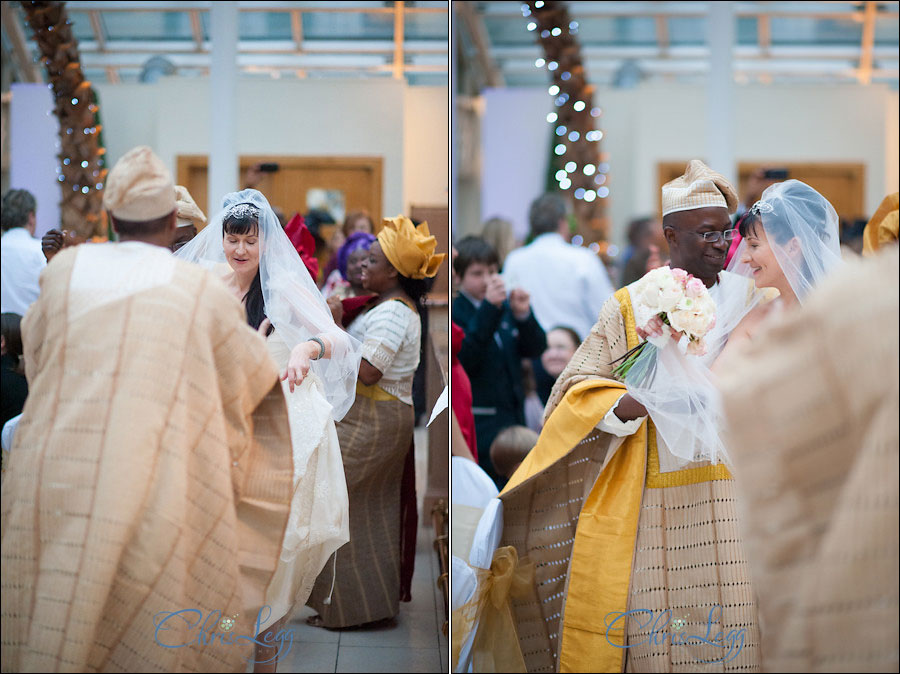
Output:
top-left (669, 300), bottom-right (715, 339)
top-left (655, 275), bottom-right (684, 313)
top-left (638, 267), bottom-right (683, 313)
top-left (635, 267), bottom-right (664, 311)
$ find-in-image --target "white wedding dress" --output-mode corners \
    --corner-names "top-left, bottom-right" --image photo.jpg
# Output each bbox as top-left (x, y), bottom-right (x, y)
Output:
top-left (258, 331), bottom-right (349, 632)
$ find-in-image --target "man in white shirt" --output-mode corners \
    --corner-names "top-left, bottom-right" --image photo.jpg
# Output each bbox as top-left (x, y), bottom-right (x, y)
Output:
top-left (0, 189), bottom-right (45, 315)
top-left (502, 193), bottom-right (615, 340)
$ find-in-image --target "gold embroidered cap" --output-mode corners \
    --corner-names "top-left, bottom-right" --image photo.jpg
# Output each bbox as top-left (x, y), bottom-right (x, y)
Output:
top-left (662, 159), bottom-right (738, 216)
top-left (862, 192), bottom-right (898, 256)
top-left (174, 185), bottom-right (207, 228)
top-left (103, 146), bottom-right (175, 221)
top-left (377, 215), bottom-right (446, 279)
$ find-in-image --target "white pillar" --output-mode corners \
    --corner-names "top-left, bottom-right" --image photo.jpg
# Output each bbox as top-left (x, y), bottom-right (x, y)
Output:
top-left (450, 4), bottom-right (459, 241)
top-left (209, 1), bottom-right (239, 210)
top-left (706, 1), bottom-right (735, 184)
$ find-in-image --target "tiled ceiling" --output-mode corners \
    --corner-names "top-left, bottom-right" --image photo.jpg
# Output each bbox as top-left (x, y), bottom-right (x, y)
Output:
top-left (1, 1), bottom-right (448, 86)
top-left (459, 1), bottom-right (899, 89)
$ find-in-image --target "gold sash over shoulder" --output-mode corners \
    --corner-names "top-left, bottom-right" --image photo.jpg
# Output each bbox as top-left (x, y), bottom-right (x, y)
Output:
top-left (500, 288), bottom-right (755, 673)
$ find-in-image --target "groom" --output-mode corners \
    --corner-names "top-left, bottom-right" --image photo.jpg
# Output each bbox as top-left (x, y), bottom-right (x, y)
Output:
top-left (497, 160), bottom-right (767, 672)
top-left (0, 146), bottom-right (294, 673)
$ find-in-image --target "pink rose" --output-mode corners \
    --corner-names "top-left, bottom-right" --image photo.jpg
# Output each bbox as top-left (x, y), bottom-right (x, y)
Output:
top-left (685, 277), bottom-right (705, 298)
top-left (671, 268), bottom-right (689, 284)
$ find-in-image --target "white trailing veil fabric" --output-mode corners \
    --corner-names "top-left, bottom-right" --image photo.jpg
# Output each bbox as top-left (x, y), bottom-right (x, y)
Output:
top-left (175, 188), bottom-right (361, 420)
top-left (728, 179), bottom-right (843, 305)
top-left (258, 333), bottom-right (349, 631)
top-left (625, 271), bottom-right (764, 472)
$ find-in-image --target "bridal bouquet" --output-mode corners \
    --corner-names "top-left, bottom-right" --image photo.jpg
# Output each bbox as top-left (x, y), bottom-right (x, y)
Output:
top-left (612, 266), bottom-right (716, 378)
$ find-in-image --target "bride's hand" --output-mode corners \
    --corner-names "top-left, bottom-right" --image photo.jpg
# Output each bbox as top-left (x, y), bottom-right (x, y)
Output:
top-left (283, 342), bottom-right (317, 393)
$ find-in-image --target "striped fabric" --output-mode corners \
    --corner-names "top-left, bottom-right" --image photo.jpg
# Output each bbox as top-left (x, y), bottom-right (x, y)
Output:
top-left (307, 395), bottom-right (415, 628)
top-left (0, 246), bottom-right (294, 673)
top-left (347, 299), bottom-right (421, 404)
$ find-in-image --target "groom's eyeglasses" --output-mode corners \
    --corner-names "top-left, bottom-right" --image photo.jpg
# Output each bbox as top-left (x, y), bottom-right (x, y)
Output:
top-left (694, 228), bottom-right (737, 244)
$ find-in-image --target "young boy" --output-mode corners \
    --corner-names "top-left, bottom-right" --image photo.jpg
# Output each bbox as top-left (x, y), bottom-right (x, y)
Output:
top-left (490, 425), bottom-right (540, 487)
top-left (452, 236), bottom-right (546, 486)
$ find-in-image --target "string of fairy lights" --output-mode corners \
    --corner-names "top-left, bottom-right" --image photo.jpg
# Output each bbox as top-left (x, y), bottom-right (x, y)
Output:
top-left (523, 0), bottom-right (609, 242)
top-left (23, 0), bottom-right (107, 239)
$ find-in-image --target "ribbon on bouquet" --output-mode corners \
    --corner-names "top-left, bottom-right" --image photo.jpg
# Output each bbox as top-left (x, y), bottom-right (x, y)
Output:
top-left (451, 546), bottom-right (534, 673)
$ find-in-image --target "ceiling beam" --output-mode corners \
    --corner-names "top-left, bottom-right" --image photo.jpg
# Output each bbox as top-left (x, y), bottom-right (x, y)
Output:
top-left (77, 51), bottom-right (450, 70)
top-left (189, 10), bottom-right (204, 52)
top-left (457, 1), bottom-right (504, 87)
top-left (758, 14), bottom-right (770, 57)
top-left (393, 0), bottom-right (405, 80)
top-left (290, 10), bottom-right (303, 52)
top-left (1, 2), bottom-right (42, 82)
top-left (69, 38), bottom-right (446, 55)
top-left (491, 44), bottom-right (899, 61)
top-left (89, 10), bottom-right (106, 52)
top-left (858, 0), bottom-right (877, 84)
top-left (63, 1), bottom-right (446, 13)
top-left (479, 1), bottom-right (897, 19)
top-left (655, 15), bottom-right (669, 58)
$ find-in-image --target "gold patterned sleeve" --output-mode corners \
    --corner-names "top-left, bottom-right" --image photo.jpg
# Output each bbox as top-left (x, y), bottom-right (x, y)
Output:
top-left (544, 294), bottom-right (629, 420)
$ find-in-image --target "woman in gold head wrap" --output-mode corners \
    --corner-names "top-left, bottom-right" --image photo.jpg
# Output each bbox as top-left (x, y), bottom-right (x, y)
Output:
top-left (307, 216), bottom-right (445, 629)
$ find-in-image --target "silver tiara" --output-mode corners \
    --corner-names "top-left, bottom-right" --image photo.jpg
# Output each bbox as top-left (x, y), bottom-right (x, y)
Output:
top-left (749, 199), bottom-right (774, 215)
top-left (226, 202), bottom-right (259, 220)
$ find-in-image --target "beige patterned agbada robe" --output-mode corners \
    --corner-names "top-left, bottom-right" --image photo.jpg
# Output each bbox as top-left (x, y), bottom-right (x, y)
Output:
top-left (1, 243), bottom-right (294, 673)
top-left (499, 278), bottom-right (763, 673)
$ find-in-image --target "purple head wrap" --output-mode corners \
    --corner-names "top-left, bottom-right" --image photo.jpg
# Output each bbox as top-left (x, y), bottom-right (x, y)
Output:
top-left (337, 231), bottom-right (376, 279)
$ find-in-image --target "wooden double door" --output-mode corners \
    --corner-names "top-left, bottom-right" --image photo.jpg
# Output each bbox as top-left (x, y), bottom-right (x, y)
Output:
top-left (176, 155), bottom-right (384, 230)
top-left (656, 161), bottom-right (866, 222)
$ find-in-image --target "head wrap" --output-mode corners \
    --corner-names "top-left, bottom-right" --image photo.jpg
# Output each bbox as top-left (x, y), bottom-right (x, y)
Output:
top-left (662, 159), bottom-right (738, 217)
top-left (174, 185), bottom-right (206, 228)
top-left (376, 215), bottom-right (445, 280)
top-left (862, 192), bottom-right (899, 257)
top-left (283, 212), bottom-right (320, 280)
top-left (337, 231), bottom-right (376, 279)
top-left (103, 146), bottom-right (175, 221)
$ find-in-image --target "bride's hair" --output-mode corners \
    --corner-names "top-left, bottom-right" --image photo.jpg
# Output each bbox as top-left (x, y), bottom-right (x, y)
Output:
top-left (223, 204), bottom-right (273, 335)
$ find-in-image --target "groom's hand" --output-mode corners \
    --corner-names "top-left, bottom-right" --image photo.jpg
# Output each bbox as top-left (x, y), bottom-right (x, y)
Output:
top-left (637, 316), bottom-right (679, 342)
top-left (614, 393), bottom-right (648, 421)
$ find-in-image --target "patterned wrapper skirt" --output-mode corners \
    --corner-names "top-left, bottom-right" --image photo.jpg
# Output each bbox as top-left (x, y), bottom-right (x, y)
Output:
top-left (307, 393), bottom-right (415, 628)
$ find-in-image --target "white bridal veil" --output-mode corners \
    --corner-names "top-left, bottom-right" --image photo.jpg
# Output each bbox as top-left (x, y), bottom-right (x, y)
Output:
top-left (175, 188), bottom-right (361, 420)
top-left (728, 179), bottom-right (843, 303)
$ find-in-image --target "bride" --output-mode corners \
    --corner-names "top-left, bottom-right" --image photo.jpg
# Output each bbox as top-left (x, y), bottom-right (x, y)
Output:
top-left (713, 179), bottom-right (843, 365)
top-left (175, 189), bottom-right (361, 664)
